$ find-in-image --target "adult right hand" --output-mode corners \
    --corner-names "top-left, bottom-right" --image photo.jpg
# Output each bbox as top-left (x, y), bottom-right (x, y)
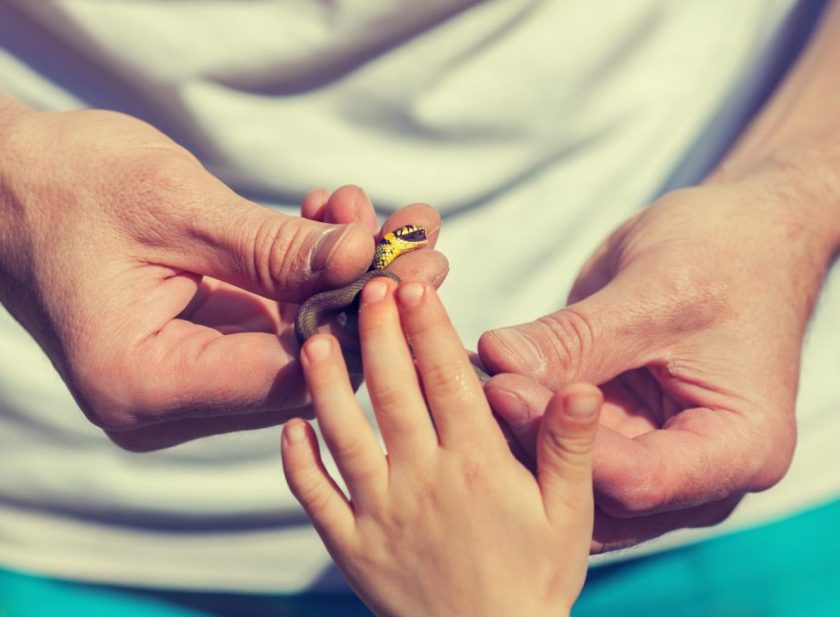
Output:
top-left (0, 101), bottom-right (444, 451)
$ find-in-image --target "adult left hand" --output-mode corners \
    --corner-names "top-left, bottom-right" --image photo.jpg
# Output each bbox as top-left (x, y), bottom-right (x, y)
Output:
top-left (479, 172), bottom-right (839, 553)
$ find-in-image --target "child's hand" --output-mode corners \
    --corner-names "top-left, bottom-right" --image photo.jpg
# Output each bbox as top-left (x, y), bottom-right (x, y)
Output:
top-left (282, 278), bottom-right (602, 617)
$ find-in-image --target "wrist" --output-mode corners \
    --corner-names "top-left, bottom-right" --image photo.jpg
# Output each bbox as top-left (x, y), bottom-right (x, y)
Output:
top-left (0, 98), bottom-right (38, 313)
top-left (705, 141), bottom-right (840, 266)
top-left (0, 95), bottom-right (35, 146)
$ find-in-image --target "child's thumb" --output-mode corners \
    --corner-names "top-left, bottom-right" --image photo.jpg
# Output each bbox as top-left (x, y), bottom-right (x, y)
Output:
top-left (537, 383), bottom-right (602, 522)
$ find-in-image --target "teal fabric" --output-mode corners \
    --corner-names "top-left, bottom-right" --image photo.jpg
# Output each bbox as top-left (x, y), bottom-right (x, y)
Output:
top-left (2, 498), bottom-right (839, 617)
top-left (0, 571), bottom-right (371, 617)
top-left (574, 498), bottom-right (840, 617)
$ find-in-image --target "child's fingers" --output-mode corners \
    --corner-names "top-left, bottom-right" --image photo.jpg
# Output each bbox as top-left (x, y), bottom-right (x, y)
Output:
top-left (302, 334), bottom-right (387, 505)
top-left (538, 383), bottom-right (603, 524)
top-left (395, 282), bottom-right (502, 448)
top-left (359, 278), bottom-right (437, 461)
top-left (281, 419), bottom-right (354, 541)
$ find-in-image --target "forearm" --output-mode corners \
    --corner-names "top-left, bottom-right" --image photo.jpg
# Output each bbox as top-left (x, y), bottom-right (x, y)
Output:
top-left (0, 95), bottom-right (35, 196)
top-left (0, 95), bottom-right (36, 313)
top-left (708, 0), bottom-right (840, 259)
top-left (0, 94), bottom-right (33, 141)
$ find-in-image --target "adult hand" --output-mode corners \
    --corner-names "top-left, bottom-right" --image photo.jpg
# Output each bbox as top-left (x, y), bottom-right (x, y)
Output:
top-left (479, 172), bottom-right (839, 552)
top-left (283, 278), bottom-right (602, 617)
top-left (0, 104), bottom-right (445, 451)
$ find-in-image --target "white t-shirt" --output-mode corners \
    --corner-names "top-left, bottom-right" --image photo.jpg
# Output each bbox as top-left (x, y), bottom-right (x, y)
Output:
top-left (1, 0), bottom-right (837, 592)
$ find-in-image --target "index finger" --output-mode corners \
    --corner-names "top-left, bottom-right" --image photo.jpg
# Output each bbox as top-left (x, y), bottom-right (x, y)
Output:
top-left (395, 282), bottom-right (504, 448)
top-left (592, 407), bottom-right (773, 517)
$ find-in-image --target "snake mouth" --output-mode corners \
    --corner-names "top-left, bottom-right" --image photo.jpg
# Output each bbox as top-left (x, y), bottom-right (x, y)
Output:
top-left (395, 227), bottom-right (427, 243)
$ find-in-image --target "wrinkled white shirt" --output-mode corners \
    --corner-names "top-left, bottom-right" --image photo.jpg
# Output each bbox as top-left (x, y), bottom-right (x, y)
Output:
top-left (1, 0), bottom-right (836, 592)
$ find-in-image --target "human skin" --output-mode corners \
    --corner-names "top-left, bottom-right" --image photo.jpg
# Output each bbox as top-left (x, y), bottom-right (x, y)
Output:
top-left (0, 99), bottom-right (447, 451)
top-left (283, 278), bottom-right (602, 617)
top-left (478, 0), bottom-right (840, 551)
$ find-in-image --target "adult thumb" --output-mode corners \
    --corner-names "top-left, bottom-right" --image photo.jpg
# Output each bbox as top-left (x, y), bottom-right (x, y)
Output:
top-left (477, 272), bottom-right (659, 389)
top-left (538, 383), bottom-right (602, 522)
top-left (174, 191), bottom-right (374, 303)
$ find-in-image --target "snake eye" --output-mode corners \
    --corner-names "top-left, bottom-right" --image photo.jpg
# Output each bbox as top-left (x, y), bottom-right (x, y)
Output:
top-left (393, 225), bottom-right (427, 243)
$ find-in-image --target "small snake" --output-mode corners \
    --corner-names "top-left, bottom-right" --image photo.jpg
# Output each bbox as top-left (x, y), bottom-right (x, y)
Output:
top-left (295, 224), bottom-right (490, 382)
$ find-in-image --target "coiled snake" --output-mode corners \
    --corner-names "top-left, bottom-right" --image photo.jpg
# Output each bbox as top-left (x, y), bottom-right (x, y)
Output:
top-left (295, 225), bottom-right (489, 382)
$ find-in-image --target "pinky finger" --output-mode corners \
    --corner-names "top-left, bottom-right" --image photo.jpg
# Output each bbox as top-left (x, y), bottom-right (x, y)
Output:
top-left (282, 419), bottom-right (354, 540)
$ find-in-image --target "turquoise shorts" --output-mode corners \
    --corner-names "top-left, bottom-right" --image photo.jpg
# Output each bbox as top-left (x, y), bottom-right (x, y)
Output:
top-left (2, 497), bottom-right (839, 617)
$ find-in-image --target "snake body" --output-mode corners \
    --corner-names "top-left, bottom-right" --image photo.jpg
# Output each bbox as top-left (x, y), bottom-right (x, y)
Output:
top-left (294, 268), bottom-right (400, 343)
top-left (295, 225), bottom-right (428, 355)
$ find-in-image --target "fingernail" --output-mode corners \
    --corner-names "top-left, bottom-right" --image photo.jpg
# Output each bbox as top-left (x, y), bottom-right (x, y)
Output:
top-left (397, 282), bottom-right (425, 307)
top-left (310, 226), bottom-right (348, 272)
top-left (285, 422), bottom-right (307, 443)
top-left (349, 185), bottom-right (366, 220)
top-left (304, 336), bottom-right (332, 362)
top-left (489, 328), bottom-right (542, 374)
top-left (431, 266), bottom-right (450, 288)
top-left (361, 279), bottom-right (388, 304)
top-left (564, 393), bottom-right (601, 419)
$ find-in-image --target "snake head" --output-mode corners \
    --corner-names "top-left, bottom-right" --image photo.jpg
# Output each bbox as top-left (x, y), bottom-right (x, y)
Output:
top-left (371, 224), bottom-right (429, 270)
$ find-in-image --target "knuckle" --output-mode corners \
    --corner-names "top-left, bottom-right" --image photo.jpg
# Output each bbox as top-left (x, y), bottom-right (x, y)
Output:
top-left (72, 351), bottom-right (170, 432)
top-left (78, 387), bottom-right (151, 433)
top-left (370, 380), bottom-right (412, 413)
top-left (88, 413), bottom-right (139, 433)
top-left (541, 423), bottom-right (594, 459)
top-left (419, 360), bottom-right (456, 392)
top-left (419, 360), bottom-right (478, 404)
top-left (748, 412), bottom-right (796, 491)
top-left (104, 430), bottom-right (162, 453)
top-left (537, 307), bottom-right (596, 379)
top-left (72, 368), bottom-right (140, 433)
top-left (377, 504), bottom-right (414, 536)
top-left (603, 484), bottom-right (662, 517)
top-left (293, 475), bottom-right (336, 515)
top-left (248, 215), bottom-right (309, 297)
top-left (330, 436), bottom-right (376, 472)
top-left (457, 455), bottom-right (488, 490)
top-left (699, 499), bottom-right (741, 528)
top-left (598, 460), bottom-right (667, 517)
top-left (346, 538), bottom-right (388, 572)
top-left (82, 406), bottom-right (137, 433)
